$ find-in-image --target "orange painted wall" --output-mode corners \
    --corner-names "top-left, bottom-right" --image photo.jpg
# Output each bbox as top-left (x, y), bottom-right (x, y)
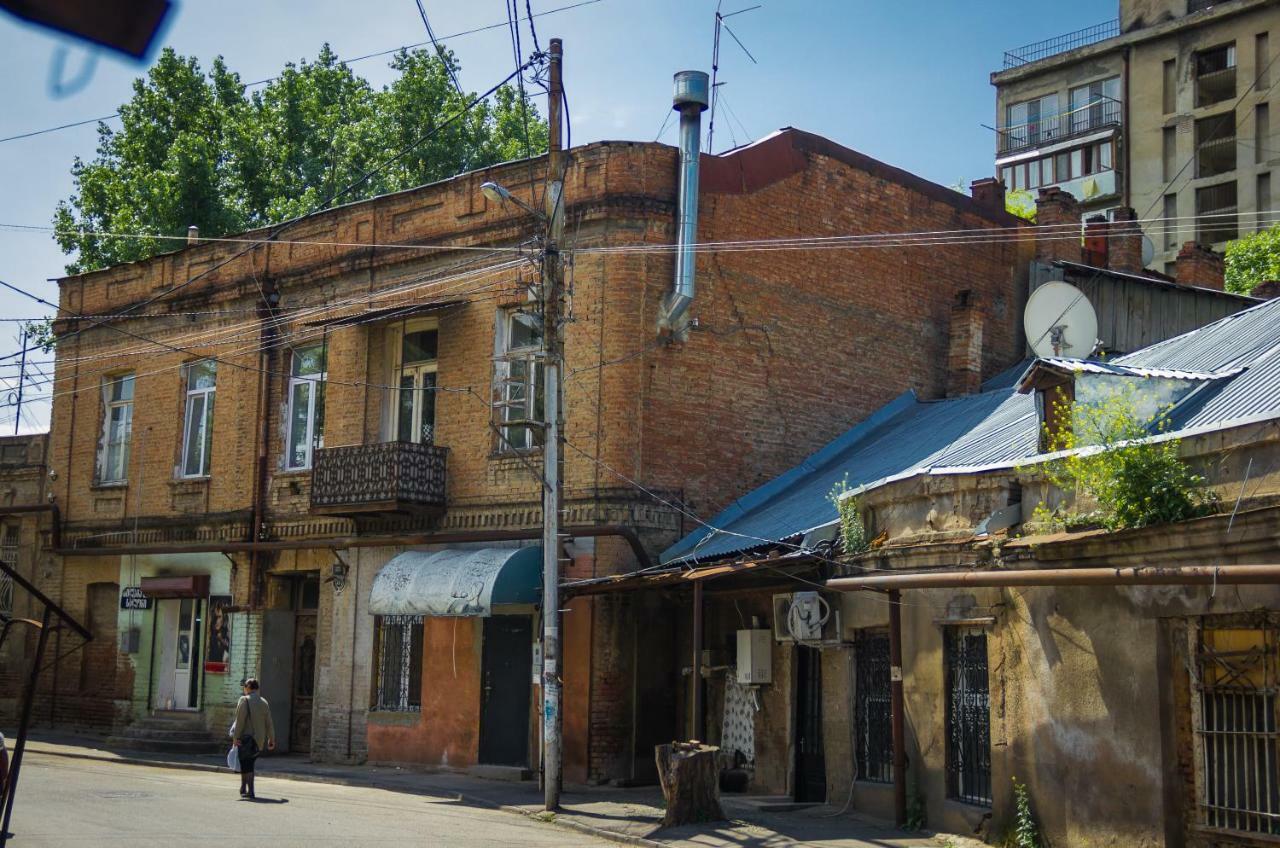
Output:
top-left (563, 596), bottom-right (593, 784)
top-left (366, 617), bottom-right (481, 767)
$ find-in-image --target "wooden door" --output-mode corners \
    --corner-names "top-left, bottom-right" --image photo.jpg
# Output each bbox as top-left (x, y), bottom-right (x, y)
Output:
top-left (291, 613), bottom-right (317, 753)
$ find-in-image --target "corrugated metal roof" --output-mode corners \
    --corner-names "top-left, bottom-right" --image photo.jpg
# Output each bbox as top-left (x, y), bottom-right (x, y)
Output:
top-left (1023, 358), bottom-right (1232, 382)
top-left (661, 297), bottom-right (1280, 566)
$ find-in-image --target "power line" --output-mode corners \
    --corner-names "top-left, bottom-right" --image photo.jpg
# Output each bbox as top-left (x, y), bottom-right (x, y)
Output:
top-left (413, 0), bottom-right (465, 97)
top-left (0, 0), bottom-right (606, 145)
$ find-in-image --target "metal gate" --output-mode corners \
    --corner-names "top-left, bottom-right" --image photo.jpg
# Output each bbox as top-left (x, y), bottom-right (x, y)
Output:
top-left (854, 630), bottom-right (892, 783)
top-left (945, 627), bottom-right (991, 806)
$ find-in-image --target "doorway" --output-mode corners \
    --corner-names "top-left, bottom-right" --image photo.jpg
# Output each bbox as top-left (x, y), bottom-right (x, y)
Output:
top-left (154, 598), bottom-right (202, 710)
top-left (794, 645), bottom-right (826, 802)
top-left (395, 327), bottom-right (438, 444)
top-left (478, 615), bottom-right (532, 766)
top-left (290, 576), bottom-right (319, 753)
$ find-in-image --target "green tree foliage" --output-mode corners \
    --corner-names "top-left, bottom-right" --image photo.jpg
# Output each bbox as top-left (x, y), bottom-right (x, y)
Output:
top-left (828, 476), bottom-right (869, 556)
top-left (1038, 383), bottom-right (1216, 530)
top-left (54, 45), bottom-right (547, 274)
top-left (1005, 188), bottom-right (1036, 222)
top-left (1224, 223), bottom-right (1280, 294)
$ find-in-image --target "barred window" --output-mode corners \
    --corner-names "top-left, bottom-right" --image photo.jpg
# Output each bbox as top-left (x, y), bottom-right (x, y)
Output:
top-left (0, 524), bottom-right (16, 617)
top-left (1195, 624), bottom-right (1280, 835)
top-left (374, 615), bottom-right (423, 712)
top-left (945, 627), bottom-right (991, 806)
top-left (854, 629), bottom-right (893, 783)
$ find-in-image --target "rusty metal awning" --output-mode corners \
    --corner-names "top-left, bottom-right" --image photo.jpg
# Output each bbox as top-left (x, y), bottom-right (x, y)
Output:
top-left (302, 299), bottom-right (465, 328)
top-left (139, 574), bottom-right (211, 599)
top-left (564, 557), bottom-right (810, 597)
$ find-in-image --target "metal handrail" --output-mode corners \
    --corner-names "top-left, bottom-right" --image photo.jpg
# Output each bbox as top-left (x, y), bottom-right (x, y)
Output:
top-left (1003, 20), bottom-right (1121, 69)
top-left (998, 99), bottom-right (1122, 154)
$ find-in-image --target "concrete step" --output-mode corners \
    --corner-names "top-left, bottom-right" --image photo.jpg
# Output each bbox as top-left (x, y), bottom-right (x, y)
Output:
top-left (466, 764), bottom-right (533, 782)
top-left (106, 736), bottom-right (226, 755)
top-left (117, 727), bottom-right (222, 742)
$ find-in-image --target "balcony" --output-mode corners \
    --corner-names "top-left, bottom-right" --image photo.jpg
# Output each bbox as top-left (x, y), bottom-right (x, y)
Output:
top-left (998, 100), bottom-right (1122, 155)
top-left (310, 441), bottom-right (448, 516)
top-left (1002, 20), bottom-right (1120, 70)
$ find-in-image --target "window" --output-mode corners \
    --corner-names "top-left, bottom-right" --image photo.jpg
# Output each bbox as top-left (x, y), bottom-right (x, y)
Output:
top-left (1196, 180), bottom-right (1239, 243)
top-left (1259, 173), bottom-right (1272, 228)
top-left (0, 444), bottom-right (25, 464)
top-left (1164, 58), bottom-right (1178, 115)
top-left (1005, 93), bottom-right (1059, 149)
top-left (285, 345), bottom-right (326, 469)
top-left (1068, 76), bottom-right (1121, 134)
top-left (1258, 33), bottom-right (1271, 89)
top-left (180, 360), bottom-right (216, 478)
top-left (1196, 44), bottom-right (1237, 108)
top-left (854, 630), bottom-right (893, 783)
top-left (1164, 194), bottom-right (1180, 249)
top-left (494, 310), bottom-right (544, 451)
top-left (394, 328), bottom-right (437, 445)
top-left (945, 627), bottom-right (991, 806)
top-left (96, 374), bottom-right (134, 483)
top-left (0, 524), bottom-right (16, 617)
top-left (1164, 126), bottom-right (1178, 181)
top-left (1257, 103), bottom-right (1270, 166)
top-left (1193, 624), bottom-right (1280, 835)
top-left (1195, 111), bottom-right (1237, 178)
top-left (374, 614), bottom-right (423, 712)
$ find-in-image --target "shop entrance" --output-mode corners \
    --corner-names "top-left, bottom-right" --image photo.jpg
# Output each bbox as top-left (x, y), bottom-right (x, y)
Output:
top-left (478, 615), bottom-right (532, 766)
top-left (155, 598), bottom-right (202, 710)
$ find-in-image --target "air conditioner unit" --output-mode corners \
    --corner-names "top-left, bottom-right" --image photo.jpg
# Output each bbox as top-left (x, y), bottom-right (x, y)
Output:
top-left (772, 592), bottom-right (841, 645)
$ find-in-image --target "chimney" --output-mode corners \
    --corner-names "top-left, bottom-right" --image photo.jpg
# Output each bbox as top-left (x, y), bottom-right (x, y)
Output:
top-left (1175, 241), bottom-right (1225, 290)
top-left (969, 177), bottom-right (1006, 216)
top-left (1083, 214), bottom-right (1109, 267)
top-left (1107, 207), bottom-right (1145, 274)
top-left (1035, 187), bottom-right (1082, 265)
top-left (946, 290), bottom-right (985, 397)
top-left (187, 225), bottom-right (200, 245)
top-left (657, 70), bottom-right (710, 336)
top-left (1252, 280), bottom-right (1280, 299)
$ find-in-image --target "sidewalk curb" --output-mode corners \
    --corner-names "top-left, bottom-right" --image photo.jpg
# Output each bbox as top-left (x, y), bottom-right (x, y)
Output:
top-left (27, 744), bottom-right (667, 847)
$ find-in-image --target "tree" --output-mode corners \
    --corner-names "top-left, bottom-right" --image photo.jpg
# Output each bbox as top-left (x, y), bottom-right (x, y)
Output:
top-left (54, 45), bottom-right (547, 274)
top-left (1224, 223), bottom-right (1280, 294)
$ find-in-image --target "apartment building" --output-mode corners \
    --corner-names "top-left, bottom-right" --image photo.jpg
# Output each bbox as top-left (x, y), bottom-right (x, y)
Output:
top-left (992, 0), bottom-right (1279, 273)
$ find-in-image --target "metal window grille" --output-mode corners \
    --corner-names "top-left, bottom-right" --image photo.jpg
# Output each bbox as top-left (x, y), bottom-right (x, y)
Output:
top-left (1195, 625), bottom-right (1280, 835)
top-left (945, 627), bottom-right (992, 806)
top-left (855, 630), bottom-right (893, 783)
top-left (0, 525), bottom-right (17, 617)
top-left (374, 615), bottom-right (423, 712)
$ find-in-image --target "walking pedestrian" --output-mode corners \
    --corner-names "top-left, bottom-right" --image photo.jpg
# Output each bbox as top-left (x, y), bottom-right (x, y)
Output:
top-left (232, 678), bottom-right (275, 799)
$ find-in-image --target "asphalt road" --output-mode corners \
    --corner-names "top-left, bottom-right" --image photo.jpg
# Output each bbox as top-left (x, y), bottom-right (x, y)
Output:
top-left (4, 752), bottom-right (612, 847)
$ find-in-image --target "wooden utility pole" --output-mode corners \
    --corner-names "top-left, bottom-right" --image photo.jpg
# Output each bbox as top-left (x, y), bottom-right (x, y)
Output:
top-left (541, 36), bottom-right (566, 812)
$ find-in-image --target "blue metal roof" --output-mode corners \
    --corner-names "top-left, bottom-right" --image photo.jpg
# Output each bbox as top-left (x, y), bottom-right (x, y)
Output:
top-left (661, 297), bottom-right (1280, 565)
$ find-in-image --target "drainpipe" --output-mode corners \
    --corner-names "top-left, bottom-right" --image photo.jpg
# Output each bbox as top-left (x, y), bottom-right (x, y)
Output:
top-left (658, 70), bottom-right (710, 337)
top-left (888, 589), bottom-right (907, 827)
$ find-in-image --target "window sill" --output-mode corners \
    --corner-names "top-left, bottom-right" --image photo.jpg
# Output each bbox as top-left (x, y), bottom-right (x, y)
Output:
top-left (944, 796), bottom-right (992, 812)
top-left (274, 467), bottom-right (313, 477)
top-left (1192, 824), bottom-right (1280, 845)
top-left (489, 447), bottom-right (543, 461)
top-left (367, 709), bottom-right (421, 727)
top-left (90, 481), bottom-right (129, 491)
top-left (171, 476), bottom-right (210, 487)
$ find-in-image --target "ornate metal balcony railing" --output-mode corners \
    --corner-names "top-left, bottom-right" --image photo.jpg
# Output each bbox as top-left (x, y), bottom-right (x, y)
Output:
top-left (1002, 20), bottom-right (1120, 69)
top-left (998, 99), bottom-right (1122, 155)
top-left (310, 441), bottom-right (447, 515)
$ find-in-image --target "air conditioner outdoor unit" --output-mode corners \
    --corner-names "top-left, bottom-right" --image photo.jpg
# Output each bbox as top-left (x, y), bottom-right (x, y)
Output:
top-left (772, 591), bottom-right (841, 645)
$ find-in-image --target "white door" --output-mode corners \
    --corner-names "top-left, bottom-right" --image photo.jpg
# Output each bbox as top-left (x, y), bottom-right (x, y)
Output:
top-left (156, 598), bottom-right (199, 710)
top-left (155, 600), bottom-right (178, 709)
top-left (172, 598), bottom-right (197, 709)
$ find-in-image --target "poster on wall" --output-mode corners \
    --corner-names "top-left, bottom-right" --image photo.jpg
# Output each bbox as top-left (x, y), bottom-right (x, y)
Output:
top-left (204, 594), bottom-right (232, 673)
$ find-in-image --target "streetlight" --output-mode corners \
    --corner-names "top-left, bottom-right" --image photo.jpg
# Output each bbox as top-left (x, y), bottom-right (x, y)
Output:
top-left (481, 181), bottom-right (545, 220)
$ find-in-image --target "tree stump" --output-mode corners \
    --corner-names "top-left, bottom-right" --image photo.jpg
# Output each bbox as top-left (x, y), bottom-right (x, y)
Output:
top-left (655, 741), bottom-right (725, 827)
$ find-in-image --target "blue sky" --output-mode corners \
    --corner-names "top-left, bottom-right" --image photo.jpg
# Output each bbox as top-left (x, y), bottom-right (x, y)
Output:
top-left (0, 0), bottom-right (1117, 430)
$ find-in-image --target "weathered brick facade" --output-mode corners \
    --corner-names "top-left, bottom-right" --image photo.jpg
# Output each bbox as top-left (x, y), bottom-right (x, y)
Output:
top-left (33, 128), bottom-right (1031, 777)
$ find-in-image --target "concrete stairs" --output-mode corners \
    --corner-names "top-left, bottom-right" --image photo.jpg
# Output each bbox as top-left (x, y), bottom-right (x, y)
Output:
top-left (106, 711), bottom-right (226, 755)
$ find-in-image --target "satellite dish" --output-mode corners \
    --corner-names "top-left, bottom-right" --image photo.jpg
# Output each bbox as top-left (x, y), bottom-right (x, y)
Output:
top-left (1024, 282), bottom-right (1099, 359)
top-left (1141, 235), bottom-right (1156, 267)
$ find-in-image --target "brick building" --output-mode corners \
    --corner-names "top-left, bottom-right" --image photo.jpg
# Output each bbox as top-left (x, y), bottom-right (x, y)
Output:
top-left (24, 123), bottom-right (1036, 780)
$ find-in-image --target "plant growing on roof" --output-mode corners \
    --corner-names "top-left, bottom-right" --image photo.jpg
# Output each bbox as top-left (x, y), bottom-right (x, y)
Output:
top-left (828, 476), bottom-right (869, 556)
top-left (1035, 383), bottom-right (1216, 530)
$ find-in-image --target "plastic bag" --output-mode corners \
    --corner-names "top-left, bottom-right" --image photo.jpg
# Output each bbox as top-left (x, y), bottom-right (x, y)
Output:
top-left (226, 744), bottom-right (240, 773)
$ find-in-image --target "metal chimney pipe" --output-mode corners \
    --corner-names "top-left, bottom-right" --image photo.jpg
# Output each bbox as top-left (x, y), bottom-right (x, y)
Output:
top-left (187, 225), bottom-right (200, 245)
top-left (659, 70), bottom-right (709, 335)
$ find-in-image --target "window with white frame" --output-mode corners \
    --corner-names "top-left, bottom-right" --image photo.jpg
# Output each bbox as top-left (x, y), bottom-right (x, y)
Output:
top-left (1193, 622), bottom-right (1280, 835)
top-left (180, 360), bottom-right (216, 478)
top-left (373, 614), bottom-right (423, 712)
top-left (96, 374), bottom-right (134, 483)
top-left (285, 345), bottom-right (326, 469)
top-left (393, 327), bottom-right (438, 445)
top-left (1068, 76), bottom-right (1121, 134)
top-left (0, 524), bottom-right (16, 617)
top-left (1005, 93), bottom-right (1059, 148)
top-left (493, 309), bottom-right (544, 451)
